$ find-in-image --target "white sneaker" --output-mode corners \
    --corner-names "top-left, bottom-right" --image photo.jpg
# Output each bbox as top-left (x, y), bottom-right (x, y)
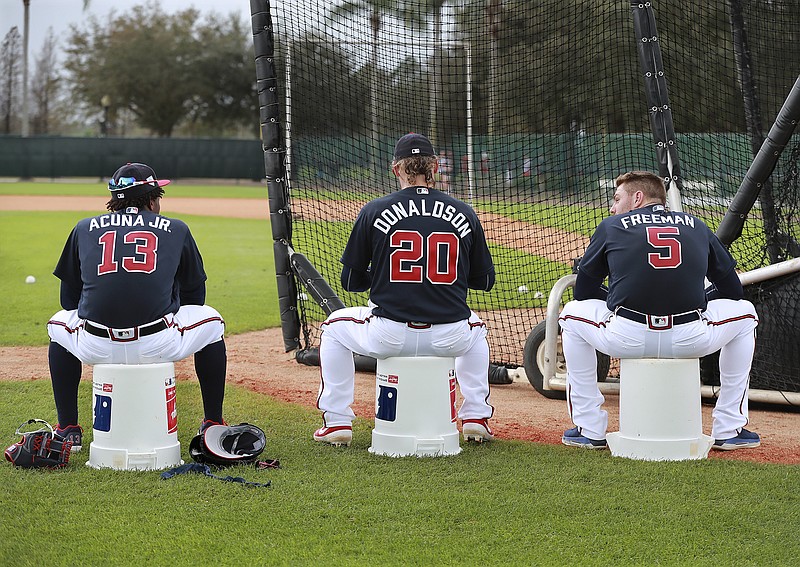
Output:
top-left (313, 425), bottom-right (352, 446)
top-left (462, 419), bottom-right (494, 442)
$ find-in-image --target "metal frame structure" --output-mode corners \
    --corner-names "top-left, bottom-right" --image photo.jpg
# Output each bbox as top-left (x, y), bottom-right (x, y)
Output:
top-left (532, 257), bottom-right (800, 406)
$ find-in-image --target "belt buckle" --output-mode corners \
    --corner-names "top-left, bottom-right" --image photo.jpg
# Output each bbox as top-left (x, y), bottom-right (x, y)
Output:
top-left (110, 327), bottom-right (138, 341)
top-left (647, 315), bottom-right (672, 330)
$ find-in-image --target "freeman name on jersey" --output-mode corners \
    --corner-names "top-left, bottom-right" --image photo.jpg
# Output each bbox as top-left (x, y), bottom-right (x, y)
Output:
top-left (619, 211), bottom-right (696, 229)
top-left (372, 197), bottom-right (472, 237)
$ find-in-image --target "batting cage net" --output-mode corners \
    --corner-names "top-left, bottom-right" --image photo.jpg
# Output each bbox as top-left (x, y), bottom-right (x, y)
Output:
top-left (255, 1), bottom-right (800, 394)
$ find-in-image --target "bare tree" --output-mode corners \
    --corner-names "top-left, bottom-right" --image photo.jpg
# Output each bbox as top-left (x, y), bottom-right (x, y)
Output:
top-left (1, 27), bottom-right (23, 134)
top-left (30, 28), bottom-right (59, 134)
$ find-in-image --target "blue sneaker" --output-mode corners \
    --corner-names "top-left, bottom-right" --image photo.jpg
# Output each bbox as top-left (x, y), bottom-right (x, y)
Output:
top-left (713, 428), bottom-right (761, 451)
top-left (561, 426), bottom-right (607, 449)
top-left (54, 424), bottom-right (83, 453)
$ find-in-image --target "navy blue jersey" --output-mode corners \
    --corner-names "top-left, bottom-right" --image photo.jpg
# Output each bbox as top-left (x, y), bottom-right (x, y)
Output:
top-left (341, 186), bottom-right (494, 323)
top-left (53, 207), bottom-right (207, 327)
top-left (577, 204), bottom-right (737, 314)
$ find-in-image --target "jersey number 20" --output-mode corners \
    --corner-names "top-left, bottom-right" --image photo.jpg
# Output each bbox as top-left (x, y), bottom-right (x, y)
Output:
top-left (389, 230), bottom-right (459, 284)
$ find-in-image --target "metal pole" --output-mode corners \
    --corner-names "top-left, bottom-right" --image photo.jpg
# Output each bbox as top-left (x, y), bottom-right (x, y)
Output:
top-left (465, 44), bottom-right (474, 205)
top-left (285, 40), bottom-right (292, 183)
top-left (21, 0), bottom-right (30, 137)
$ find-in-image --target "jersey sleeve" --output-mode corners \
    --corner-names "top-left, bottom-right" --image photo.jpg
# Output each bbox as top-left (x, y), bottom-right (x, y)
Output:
top-left (340, 208), bottom-right (373, 272)
top-left (176, 230), bottom-right (207, 305)
top-left (706, 231), bottom-right (742, 298)
top-left (53, 226), bottom-right (83, 309)
top-left (706, 231), bottom-right (738, 282)
top-left (574, 220), bottom-right (609, 299)
top-left (468, 215), bottom-right (495, 279)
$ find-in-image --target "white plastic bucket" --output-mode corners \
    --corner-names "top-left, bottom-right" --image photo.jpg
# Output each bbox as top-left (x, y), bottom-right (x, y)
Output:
top-left (87, 362), bottom-right (182, 471)
top-left (606, 358), bottom-right (713, 461)
top-left (369, 356), bottom-right (461, 457)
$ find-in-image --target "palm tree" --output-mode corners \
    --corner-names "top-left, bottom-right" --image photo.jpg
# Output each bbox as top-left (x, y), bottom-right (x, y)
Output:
top-left (20, 0), bottom-right (91, 137)
top-left (330, 1), bottom-right (423, 173)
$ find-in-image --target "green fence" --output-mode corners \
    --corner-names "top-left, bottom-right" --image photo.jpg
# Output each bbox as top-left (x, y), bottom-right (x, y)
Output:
top-left (0, 136), bottom-right (266, 180)
top-left (1, 133), bottom-right (752, 189)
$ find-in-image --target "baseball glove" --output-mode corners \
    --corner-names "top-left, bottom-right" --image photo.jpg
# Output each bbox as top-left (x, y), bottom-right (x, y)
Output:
top-left (189, 422), bottom-right (266, 467)
top-left (4, 419), bottom-right (73, 469)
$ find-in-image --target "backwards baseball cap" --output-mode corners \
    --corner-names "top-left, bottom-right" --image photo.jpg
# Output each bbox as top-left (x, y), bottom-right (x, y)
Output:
top-left (108, 162), bottom-right (171, 200)
top-left (393, 133), bottom-right (435, 160)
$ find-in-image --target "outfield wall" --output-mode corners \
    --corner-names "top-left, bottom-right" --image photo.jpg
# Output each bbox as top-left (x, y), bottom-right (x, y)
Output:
top-left (1, 133), bottom-right (750, 192)
top-left (0, 136), bottom-right (265, 180)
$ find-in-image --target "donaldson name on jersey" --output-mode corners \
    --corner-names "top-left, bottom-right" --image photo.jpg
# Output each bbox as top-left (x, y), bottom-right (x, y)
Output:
top-left (341, 186), bottom-right (494, 324)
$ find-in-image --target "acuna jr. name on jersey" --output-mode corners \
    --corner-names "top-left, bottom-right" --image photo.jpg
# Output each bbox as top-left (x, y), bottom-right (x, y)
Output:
top-left (88, 212), bottom-right (172, 232)
top-left (373, 198), bottom-right (472, 237)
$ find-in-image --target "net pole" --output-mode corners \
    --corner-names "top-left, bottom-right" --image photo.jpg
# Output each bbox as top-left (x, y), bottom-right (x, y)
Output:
top-left (465, 43), bottom-right (475, 204)
top-left (631, 1), bottom-right (685, 211)
top-left (716, 76), bottom-right (800, 247)
top-left (285, 40), bottom-right (293, 182)
top-left (251, 0), bottom-right (301, 352)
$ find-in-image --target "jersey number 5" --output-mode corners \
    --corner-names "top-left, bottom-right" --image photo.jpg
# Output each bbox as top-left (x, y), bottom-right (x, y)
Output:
top-left (646, 226), bottom-right (682, 269)
top-left (97, 230), bottom-right (159, 275)
top-left (389, 230), bottom-right (459, 284)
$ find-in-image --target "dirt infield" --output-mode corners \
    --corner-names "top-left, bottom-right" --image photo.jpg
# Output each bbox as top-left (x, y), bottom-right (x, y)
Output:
top-left (3, 194), bottom-right (799, 465)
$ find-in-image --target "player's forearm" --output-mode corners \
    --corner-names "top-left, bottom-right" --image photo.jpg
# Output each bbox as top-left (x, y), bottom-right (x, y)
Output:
top-left (179, 283), bottom-right (206, 306)
top-left (708, 268), bottom-right (744, 300)
top-left (59, 282), bottom-right (80, 311)
top-left (468, 269), bottom-right (495, 291)
top-left (341, 265), bottom-right (371, 292)
top-left (573, 274), bottom-right (607, 301)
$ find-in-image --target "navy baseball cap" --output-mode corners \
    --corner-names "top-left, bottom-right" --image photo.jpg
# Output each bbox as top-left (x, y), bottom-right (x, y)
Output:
top-left (393, 133), bottom-right (435, 160)
top-left (108, 162), bottom-right (170, 200)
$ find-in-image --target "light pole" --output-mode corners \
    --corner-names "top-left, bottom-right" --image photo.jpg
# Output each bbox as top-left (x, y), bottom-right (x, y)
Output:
top-left (100, 95), bottom-right (111, 137)
top-left (21, 0), bottom-right (30, 137)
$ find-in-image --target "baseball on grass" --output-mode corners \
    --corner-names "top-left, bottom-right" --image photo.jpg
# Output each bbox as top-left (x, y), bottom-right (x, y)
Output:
top-left (25, 275), bottom-right (36, 284)
top-left (534, 291), bottom-right (544, 299)
top-left (517, 285), bottom-right (528, 293)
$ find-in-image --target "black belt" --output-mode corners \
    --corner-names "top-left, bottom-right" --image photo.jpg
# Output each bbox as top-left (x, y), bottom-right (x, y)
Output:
top-left (83, 319), bottom-right (168, 342)
top-left (407, 322), bottom-right (432, 329)
top-left (615, 307), bottom-right (701, 330)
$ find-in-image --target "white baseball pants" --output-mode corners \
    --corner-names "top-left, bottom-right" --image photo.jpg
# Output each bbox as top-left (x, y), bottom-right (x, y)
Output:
top-left (47, 305), bottom-right (225, 365)
top-left (317, 306), bottom-right (494, 427)
top-left (558, 298), bottom-right (758, 440)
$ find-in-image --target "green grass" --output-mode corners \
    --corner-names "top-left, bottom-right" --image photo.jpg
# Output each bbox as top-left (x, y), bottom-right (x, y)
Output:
top-left (1, 380), bottom-right (799, 566)
top-left (0, 210), bottom-right (278, 345)
top-left (3, 182), bottom-right (800, 565)
top-left (474, 198), bottom-right (607, 236)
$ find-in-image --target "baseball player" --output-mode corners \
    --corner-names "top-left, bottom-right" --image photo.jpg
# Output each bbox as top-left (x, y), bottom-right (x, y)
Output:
top-left (46, 163), bottom-right (228, 451)
top-left (314, 133), bottom-right (496, 446)
top-left (558, 171), bottom-right (760, 450)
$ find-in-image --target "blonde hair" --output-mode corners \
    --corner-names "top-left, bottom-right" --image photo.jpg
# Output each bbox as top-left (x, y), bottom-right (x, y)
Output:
top-left (615, 171), bottom-right (666, 204)
top-left (392, 155), bottom-right (437, 186)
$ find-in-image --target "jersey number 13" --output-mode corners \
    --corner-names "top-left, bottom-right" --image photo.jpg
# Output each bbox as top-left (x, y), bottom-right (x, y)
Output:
top-left (97, 230), bottom-right (159, 275)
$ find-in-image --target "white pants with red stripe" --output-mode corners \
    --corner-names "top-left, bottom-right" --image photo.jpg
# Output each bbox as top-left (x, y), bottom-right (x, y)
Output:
top-left (317, 306), bottom-right (494, 427)
top-left (558, 298), bottom-right (758, 441)
top-left (47, 305), bottom-right (225, 365)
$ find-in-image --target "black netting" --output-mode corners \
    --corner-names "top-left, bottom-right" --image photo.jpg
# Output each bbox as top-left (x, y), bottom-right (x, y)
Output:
top-left (266, 0), bottom-right (800, 393)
